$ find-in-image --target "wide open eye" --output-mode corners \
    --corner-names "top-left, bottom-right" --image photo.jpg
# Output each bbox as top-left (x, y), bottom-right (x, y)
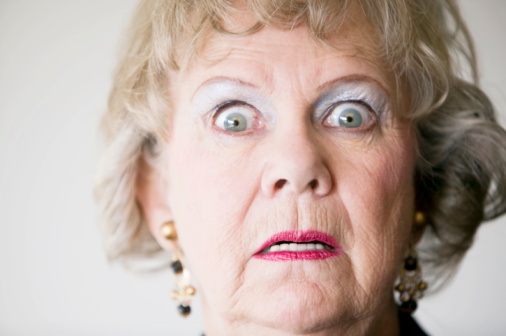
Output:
top-left (214, 103), bottom-right (260, 133)
top-left (324, 102), bottom-right (374, 129)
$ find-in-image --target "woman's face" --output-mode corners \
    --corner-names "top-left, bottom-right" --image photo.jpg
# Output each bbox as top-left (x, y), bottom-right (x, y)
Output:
top-left (163, 17), bottom-right (416, 335)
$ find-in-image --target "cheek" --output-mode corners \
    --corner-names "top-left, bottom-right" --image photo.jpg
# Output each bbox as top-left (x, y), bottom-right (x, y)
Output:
top-left (337, 133), bottom-right (415, 289)
top-left (165, 119), bottom-right (262, 291)
top-left (167, 136), bottom-right (260, 223)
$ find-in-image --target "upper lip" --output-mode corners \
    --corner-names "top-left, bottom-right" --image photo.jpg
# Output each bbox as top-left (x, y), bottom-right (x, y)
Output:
top-left (254, 230), bottom-right (340, 254)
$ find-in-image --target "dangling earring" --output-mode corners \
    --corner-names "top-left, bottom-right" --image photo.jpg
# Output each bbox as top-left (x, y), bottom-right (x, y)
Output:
top-left (160, 221), bottom-right (196, 317)
top-left (395, 211), bottom-right (428, 314)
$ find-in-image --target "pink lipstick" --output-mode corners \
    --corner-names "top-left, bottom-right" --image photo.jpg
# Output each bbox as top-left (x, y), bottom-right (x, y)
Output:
top-left (254, 230), bottom-right (342, 261)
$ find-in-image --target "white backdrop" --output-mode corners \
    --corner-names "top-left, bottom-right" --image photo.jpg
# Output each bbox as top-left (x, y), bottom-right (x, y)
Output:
top-left (0, 1), bottom-right (505, 335)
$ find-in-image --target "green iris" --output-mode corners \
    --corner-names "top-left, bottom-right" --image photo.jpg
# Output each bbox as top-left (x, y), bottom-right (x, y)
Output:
top-left (223, 112), bottom-right (247, 132)
top-left (338, 108), bottom-right (363, 128)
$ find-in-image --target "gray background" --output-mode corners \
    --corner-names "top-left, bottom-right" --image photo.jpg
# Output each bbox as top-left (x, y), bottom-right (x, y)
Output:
top-left (0, 1), bottom-right (505, 335)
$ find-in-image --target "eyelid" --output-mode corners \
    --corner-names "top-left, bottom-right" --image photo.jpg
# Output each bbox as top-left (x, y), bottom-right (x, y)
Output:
top-left (322, 100), bottom-right (376, 130)
top-left (191, 80), bottom-right (275, 122)
top-left (326, 100), bottom-right (374, 113)
top-left (211, 100), bottom-right (258, 118)
top-left (319, 99), bottom-right (378, 122)
top-left (209, 100), bottom-right (244, 124)
top-left (213, 100), bottom-right (246, 112)
top-left (312, 83), bottom-right (388, 123)
top-left (212, 100), bottom-right (264, 133)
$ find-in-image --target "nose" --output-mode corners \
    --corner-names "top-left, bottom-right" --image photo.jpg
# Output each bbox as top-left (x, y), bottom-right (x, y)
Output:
top-left (261, 128), bottom-right (332, 198)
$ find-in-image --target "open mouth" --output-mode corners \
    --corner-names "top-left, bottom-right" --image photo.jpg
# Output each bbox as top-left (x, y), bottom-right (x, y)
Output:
top-left (254, 230), bottom-right (342, 261)
top-left (259, 241), bottom-right (335, 254)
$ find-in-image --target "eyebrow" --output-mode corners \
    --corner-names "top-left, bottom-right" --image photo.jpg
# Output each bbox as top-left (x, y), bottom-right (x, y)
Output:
top-left (192, 76), bottom-right (260, 101)
top-left (192, 73), bottom-right (390, 102)
top-left (316, 74), bottom-right (390, 97)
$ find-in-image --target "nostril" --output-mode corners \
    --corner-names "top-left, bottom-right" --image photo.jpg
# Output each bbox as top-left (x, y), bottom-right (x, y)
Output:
top-left (274, 179), bottom-right (319, 192)
top-left (309, 179), bottom-right (318, 189)
top-left (275, 179), bottom-right (287, 189)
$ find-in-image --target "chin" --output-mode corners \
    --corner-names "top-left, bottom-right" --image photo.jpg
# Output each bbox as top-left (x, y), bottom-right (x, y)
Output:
top-left (251, 282), bottom-right (350, 334)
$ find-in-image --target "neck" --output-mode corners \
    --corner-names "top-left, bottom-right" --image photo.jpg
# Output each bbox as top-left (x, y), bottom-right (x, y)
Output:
top-left (202, 300), bottom-right (400, 336)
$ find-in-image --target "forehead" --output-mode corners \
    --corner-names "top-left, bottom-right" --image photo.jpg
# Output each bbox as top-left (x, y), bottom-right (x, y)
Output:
top-left (173, 9), bottom-right (392, 100)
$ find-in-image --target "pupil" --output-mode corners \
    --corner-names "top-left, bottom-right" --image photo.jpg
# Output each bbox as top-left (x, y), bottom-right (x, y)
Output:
top-left (346, 115), bottom-right (354, 123)
top-left (233, 119), bottom-right (240, 126)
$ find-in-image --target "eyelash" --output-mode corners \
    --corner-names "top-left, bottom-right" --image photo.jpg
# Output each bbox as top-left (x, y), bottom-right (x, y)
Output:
top-left (211, 100), bottom-right (263, 134)
top-left (209, 98), bottom-right (379, 134)
top-left (323, 99), bottom-right (376, 117)
top-left (321, 100), bottom-right (378, 131)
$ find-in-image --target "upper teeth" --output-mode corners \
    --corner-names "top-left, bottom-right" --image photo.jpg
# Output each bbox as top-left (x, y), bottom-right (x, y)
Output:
top-left (267, 242), bottom-right (328, 253)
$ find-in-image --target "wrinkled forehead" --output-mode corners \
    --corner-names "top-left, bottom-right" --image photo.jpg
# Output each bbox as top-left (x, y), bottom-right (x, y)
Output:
top-left (172, 3), bottom-right (394, 102)
top-left (179, 28), bottom-right (387, 89)
top-left (177, 0), bottom-right (383, 65)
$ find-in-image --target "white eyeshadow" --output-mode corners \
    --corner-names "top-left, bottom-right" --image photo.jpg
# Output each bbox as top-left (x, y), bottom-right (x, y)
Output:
top-left (190, 78), bottom-right (390, 126)
top-left (313, 82), bottom-right (390, 121)
top-left (190, 79), bottom-right (276, 123)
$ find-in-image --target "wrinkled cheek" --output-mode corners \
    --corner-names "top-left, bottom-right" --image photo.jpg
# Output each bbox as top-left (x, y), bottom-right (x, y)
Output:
top-left (165, 134), bottom-right (253, 298)
top-left (365, 132), bottom-right (415, 224)
top-left (341, 136), bottom-right (416, 293)
top-left (165, 136), bottom-right (214, 276)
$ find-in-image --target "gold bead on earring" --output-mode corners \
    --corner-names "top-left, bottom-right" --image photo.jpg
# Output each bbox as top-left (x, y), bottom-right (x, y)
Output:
top-left (160, 220), bottom-right (196, 318)
top-left (160, 221), bottom-right (178, 240)
top-left (395, 244), bottom-right (427, 313)
top-left (414, 211), bottom-right (426, 227)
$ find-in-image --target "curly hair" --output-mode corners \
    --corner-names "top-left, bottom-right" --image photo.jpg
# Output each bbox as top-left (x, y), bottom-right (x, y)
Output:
top-left (93, 0), bottom-right (506, 287)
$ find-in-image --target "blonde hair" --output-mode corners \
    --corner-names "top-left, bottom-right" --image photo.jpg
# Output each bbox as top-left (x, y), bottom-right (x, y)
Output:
top-left (94, 0), bottom-right (506, 286)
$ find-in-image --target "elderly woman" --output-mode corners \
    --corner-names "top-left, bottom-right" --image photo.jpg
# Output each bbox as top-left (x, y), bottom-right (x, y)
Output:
top-left (94, 0), bottom-right (506, 334)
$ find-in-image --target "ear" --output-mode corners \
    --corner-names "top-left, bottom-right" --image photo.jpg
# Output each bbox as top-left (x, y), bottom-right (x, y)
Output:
top-left (136, 157), bottom-right (173, 250)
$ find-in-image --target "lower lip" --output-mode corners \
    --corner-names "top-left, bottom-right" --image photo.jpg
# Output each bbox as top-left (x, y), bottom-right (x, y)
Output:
top-left (254, 250), bottom-right (341, 261)
top-left (253, 230), bottom-right (342, 261)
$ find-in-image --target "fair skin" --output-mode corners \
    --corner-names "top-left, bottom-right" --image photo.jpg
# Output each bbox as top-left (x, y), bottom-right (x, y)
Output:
top-left (137, 14), bottom-right (417, 336)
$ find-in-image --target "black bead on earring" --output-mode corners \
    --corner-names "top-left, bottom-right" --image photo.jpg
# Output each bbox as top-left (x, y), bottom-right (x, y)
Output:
top-left (161, 221), bottom-right (196, 317)
top-left (395, 244), bottom-right (427, 314)
top-left (395, 211), bottom-right (428, 313)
